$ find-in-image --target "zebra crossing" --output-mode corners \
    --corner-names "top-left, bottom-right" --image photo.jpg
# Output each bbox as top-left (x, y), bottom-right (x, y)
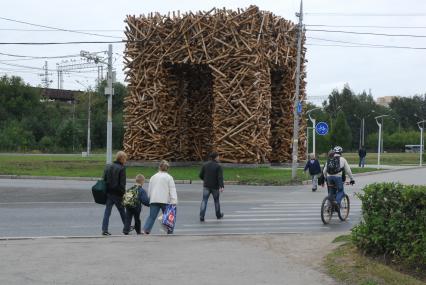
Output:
top-left (175, 200), bottom-right (362, 235)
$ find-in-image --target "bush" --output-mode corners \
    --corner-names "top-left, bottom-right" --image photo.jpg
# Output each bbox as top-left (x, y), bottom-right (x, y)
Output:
top-left (352, 183), bottom-right (426, 270)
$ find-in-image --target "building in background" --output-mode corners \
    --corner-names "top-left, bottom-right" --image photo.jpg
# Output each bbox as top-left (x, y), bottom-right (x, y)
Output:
top-left (376, 96), bottom-right (398, 107)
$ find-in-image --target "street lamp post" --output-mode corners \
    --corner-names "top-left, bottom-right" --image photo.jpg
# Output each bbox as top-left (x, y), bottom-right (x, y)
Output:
top-left (353, 114), bottom-right (362, 149)
top-left (76, 80), bottom-right (92, 156)
top-left (417, 120), bottom-right (425, 166)
top-left (306, 107), bottom-right (321, 156)
top-left (374, 115), bottom-right (389, 169)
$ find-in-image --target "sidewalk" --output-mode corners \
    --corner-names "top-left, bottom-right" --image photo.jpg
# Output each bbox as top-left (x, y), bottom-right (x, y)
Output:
top-left (0, 233), bottom-right (339, 285)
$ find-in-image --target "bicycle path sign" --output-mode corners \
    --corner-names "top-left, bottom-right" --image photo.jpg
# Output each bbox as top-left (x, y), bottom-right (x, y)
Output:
top-left (316, 122), bottom-right (329, 135)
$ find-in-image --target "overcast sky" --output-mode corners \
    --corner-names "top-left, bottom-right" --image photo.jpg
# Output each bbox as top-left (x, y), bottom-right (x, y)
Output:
top-left (1, 0), bottom-right (426, 103)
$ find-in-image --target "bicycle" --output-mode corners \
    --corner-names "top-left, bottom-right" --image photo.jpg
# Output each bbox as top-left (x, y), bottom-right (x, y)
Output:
top-left (320, 181), bottom-right (351, 225)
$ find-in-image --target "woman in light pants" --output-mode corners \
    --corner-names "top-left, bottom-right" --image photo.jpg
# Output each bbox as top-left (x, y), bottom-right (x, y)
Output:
top-left (143, 160), bottom-right (178, 234)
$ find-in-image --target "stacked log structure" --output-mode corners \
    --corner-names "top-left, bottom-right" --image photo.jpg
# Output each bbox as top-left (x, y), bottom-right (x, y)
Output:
top-left (123, 5), bottom-right (306, 163)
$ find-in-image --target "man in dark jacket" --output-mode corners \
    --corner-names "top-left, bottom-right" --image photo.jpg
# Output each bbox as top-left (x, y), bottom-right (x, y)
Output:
top-left (101, 151), bottom-right (127, 235)
top-left (358, 147), bottom-right (367, 168)
top-left (304, 153), bottom-right (322, 192)
top-left (199, 152), bottom-right (224, 222)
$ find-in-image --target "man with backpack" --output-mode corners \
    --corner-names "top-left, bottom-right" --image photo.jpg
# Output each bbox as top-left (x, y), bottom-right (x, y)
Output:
top-left (322, 146), bottom-right (355, 207)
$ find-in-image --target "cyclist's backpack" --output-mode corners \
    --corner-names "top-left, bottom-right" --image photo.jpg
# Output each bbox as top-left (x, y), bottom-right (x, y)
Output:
top-left (122, 185), bottom-right (139, 208)
top-left (327, 156), bottom-right (341, 175)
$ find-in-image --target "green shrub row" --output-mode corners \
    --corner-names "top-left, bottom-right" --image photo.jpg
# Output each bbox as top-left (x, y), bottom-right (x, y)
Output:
top-left (352, 183), bottom-right (426, 270)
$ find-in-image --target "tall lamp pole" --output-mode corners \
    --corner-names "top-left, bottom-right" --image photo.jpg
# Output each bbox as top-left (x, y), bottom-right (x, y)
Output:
top-left (291, 0), bottom-right (304, 180)
top-left (353, 114), bottom-right (363, 149)
top-left (307, 107), bottom-right (321, 156)
top-left (374, 115), bottom-right (389, 169)
top-left (76, 80), bottom-right (92, 156)
top-left (417, 120), bottom-right (425, 167)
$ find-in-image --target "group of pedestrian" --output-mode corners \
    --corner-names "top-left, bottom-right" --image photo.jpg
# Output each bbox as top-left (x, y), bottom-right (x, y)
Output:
top-left (100, 150), bottom-right (224, 235)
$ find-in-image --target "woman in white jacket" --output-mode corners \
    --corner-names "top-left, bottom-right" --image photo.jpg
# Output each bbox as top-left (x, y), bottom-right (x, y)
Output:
top-left (143, 160), bottom-right (178, 234)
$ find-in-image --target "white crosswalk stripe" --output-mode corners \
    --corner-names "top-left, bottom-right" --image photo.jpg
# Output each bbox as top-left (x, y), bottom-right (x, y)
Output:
top-left (176, 200), bottom-right (362, 234)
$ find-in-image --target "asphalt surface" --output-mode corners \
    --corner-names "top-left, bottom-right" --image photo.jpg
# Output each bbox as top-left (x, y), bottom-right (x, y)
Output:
top-left (0, 167), bottom-right (424, 238)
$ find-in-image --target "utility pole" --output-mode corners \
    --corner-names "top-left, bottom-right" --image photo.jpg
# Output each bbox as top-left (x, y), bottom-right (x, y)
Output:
top-left (375, 115), bottom-right (388, 169)
top-left (78, 50), bottom-right (108, 160)
top-left (291, 0), bottom-right (304, 180)
top-left (105, 44), bottom-right (114, 164)
top-left (307, 107), bottom-right (321, 156)
top-left (417, 120), bottom-right (425, 166)
top-left (87, 90), bottom-right (92, 156)
top-left (75, 80), bottom-right (92, 156)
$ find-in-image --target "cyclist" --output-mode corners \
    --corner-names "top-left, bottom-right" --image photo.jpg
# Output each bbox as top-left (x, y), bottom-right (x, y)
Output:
top-left (322, 146), bottom-right (355, 208)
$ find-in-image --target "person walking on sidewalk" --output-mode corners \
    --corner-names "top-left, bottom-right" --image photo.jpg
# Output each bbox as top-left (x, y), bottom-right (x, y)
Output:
top-left (358, 147), bottom-right (367, 168)
top-left (304, 153), bottom-right (322, 192)
top-left (199, 151), bottom-right (224, 222)
top-left (101, 151), bottom-right (127, 236)
top-left (143, 160), bottom-right (178, 234)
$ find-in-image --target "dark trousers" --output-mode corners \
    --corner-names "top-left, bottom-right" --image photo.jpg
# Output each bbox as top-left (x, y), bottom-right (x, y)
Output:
top-left (200, 187), bottom-right (221, 219)
top-left (123, 206), bottom-right (141, 234)
top-left (102, 194), bottom-right (126, 233)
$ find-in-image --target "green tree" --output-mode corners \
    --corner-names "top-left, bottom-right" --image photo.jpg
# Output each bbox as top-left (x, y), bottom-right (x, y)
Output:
top-left (0, 120), bottom-right (35, 151)
top-left (389, 95), bottom-right (426, 130)
top-left (330, 110), bottom-right (352, 150)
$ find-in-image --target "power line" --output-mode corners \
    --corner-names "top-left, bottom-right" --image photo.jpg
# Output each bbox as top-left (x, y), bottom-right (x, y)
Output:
top-left (307, 36), bottom-right (426, 50)
top-left (305, 12), bottom-right (426, 17)
top-left (306, 24), bottom-right (426, 29)
top-left (0, 61), bottom-right (45, 70)
top-left (307, 28), bottom-right (426, 38)
top-left (0, 28), bottom-right (122, 32)
top-left (0, 40), bottom-right (124, 45)
top-left (0, 16), bottom-right (123, 39)
top-left (0, 51), bottom-right (82, 58)
top-left (306, 43), bottom-right (394, 49)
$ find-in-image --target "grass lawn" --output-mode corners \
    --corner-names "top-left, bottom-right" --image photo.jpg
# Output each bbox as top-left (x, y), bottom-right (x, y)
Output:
top-left (338, 152), bottom-right (423, 166)
top-left (0, 154), bottom-right (376, 185)
top-left (325, 237), bottom-right (425, 285)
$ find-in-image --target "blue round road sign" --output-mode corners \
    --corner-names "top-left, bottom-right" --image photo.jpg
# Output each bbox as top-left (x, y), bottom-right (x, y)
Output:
top-left (316, 122), bottom-right (329, 135)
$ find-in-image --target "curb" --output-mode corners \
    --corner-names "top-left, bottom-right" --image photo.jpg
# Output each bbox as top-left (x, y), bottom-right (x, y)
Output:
top-left (301, 166), bottom-right (424, 185)
top-left (0, 166), bottom-right (423, 186)
top-left (0, 232), bottom-right (307, 241)
top-left (0, 174), bottom-right (237, 186)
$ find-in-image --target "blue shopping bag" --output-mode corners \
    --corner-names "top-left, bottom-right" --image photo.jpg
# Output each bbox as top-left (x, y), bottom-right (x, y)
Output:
top-left (162, 204), bottom-right (177, 230)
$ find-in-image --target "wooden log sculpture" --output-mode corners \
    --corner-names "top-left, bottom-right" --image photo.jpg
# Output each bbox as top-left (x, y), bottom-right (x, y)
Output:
top-left (123, 5), bottom-right (306, 163)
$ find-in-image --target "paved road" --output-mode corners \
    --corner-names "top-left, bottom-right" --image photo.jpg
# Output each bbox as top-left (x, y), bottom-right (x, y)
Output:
top-left (0, 167), bottom-right (424, 238)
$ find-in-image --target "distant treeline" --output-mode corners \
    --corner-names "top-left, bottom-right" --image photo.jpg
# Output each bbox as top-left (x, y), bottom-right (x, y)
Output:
top-left (0, 75), bottom-right (126, 152)
top-left (0, 76), bottom-right (425, 153)
top-left (307, 84), bottom-right (426, 154)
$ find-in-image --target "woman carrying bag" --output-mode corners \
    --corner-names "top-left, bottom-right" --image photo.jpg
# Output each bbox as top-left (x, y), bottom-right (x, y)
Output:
top-left (143, 160), bottom-right (178, 234)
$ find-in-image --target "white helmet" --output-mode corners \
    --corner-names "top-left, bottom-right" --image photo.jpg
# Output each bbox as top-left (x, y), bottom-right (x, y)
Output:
top-left (333, 146), bottom-right (343, 154)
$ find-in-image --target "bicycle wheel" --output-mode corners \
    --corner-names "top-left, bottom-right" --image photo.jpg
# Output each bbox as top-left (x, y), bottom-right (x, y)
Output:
top-left (338, 194), bottom-right (350, 221)
top-left (321, 196), bottom-right (333, 224)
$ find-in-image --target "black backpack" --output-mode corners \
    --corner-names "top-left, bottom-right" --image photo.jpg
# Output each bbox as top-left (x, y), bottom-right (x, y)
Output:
top-left (327, 156), bottom-right (341, 175)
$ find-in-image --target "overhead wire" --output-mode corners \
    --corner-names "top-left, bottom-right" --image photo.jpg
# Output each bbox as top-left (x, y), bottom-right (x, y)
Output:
top-left (307, 36), bottom-right (426, 50)
top-left (0, 28), bottom-right (122, 32)
top-left (305, 12), bottom-right (426, 17)
top-left (306, 28), bottom-right (426, 38)
top-left (306, 24), bottom-right (426, 29)
top-left (0, 16), bottom-right (123, 39)
top-left (0, 40), bottom-right (124, 45)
